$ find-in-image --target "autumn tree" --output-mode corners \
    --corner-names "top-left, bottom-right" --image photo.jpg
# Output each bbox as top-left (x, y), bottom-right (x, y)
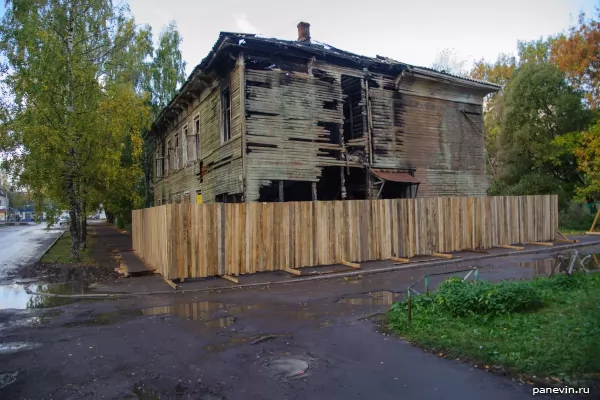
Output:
top-left (551, 9), bottom-right (600, 109)
top-left (489, 63), bottom-right (590, 208)
top-left (0, 0), bottom-right (150, 258)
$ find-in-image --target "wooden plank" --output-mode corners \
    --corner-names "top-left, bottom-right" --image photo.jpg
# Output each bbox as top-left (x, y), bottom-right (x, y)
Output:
top-left (390, 256), bottom-right (410, 263)
top-left (221, 275), bottom-right (239, 284)
top-left (499, 244), bottom-right (525, 250)
top-left (432, 252), bottom-right (453, 259)
top-left (590, 209), bottom-right (600, 232)
top-left (283, 267), bottom-right (302, 276)
top-left (340, 260), bottom-right (360, 269)
top-left (525, 241), bottom-right (554, 247)
top-left (163, 276), bottom-right (177, 290)
top-left (586, 231), bottom-right (600, 236)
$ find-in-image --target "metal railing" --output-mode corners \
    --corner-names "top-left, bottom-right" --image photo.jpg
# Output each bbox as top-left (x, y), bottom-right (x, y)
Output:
top-left (406, 267), bottom-right (479, 324)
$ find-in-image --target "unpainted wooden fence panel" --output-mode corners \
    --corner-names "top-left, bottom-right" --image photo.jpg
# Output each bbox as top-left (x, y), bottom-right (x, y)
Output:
top-left (131, 195), bottom-right (559, 280)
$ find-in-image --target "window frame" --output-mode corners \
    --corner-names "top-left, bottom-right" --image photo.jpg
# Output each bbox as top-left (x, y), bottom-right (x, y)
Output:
top-left (220, 82), bottom-right (232, 143)
top-left (193, 113), bottom-right (200, 160)
top-left (174, 133), bottom-right (180, 170)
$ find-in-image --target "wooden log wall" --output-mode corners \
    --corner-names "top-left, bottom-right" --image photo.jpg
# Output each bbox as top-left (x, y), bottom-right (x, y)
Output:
top-left (132, 195), bottom-right (558, 280)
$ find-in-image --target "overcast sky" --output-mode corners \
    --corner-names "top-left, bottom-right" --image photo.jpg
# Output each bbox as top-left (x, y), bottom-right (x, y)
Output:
top-left (128, 0), bottom-right (597, 76)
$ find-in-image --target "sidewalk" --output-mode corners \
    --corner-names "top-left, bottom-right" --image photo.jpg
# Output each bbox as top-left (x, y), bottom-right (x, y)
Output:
top-left (88, 221), bottom-right (154, 275)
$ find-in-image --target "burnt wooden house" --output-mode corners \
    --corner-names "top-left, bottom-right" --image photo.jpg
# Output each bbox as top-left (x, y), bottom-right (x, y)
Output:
top-left (150, 22), bottom-right (500, 205)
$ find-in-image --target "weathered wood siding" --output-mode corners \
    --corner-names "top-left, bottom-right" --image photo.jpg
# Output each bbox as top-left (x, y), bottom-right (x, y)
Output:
top-left (154, 67), bottom-right (243, 204)
top-left (133, 195), bottom-right (559, 280)
top-left (244, 68), bottom-right (345, 201)
top-left (369, 74), bottom-right (488, 196)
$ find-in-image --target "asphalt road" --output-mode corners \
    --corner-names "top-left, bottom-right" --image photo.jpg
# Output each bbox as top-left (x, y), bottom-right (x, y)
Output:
top-left (0, 223), bottom-right (64, 282)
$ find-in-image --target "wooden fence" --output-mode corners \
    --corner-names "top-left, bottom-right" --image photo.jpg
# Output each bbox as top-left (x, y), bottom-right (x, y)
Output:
top-left (132, 195), bottom-right (558, 280)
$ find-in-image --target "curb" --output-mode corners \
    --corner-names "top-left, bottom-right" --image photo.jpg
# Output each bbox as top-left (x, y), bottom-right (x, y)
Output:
top-left (26, 239), bottom-right (600, 299)
top-left (37, 229), bottom-right (67, 263)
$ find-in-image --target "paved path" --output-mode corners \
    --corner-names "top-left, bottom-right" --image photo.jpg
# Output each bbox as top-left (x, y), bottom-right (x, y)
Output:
top-left (0, 224), bottom-right (63, 282)
top-left (2, 242), bottom-right (597, 398)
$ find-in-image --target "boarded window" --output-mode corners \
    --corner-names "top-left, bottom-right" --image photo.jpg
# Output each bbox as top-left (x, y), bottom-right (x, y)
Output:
top-left (221, 84), bottom-right (231, 143)
top-left (186, 122), bottom-right (195, 162)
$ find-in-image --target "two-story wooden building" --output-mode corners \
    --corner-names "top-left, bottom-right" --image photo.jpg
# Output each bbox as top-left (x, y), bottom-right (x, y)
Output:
top-left (150, 22), bottom-right (500, 205)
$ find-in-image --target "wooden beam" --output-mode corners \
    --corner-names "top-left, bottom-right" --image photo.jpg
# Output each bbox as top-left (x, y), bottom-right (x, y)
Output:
top-left (390, 256), bottom-right (410, 263)
top-left (279, 181), bottom-right (284, 202)
top-left (526, 241), bottom-right (554, 247)
top-left (590, 208), bottom-right (600, 232)
top-left (340, 260), bottom-right (360, 269)
top-left (586, 231), bottom-right (600, 235)
top-left (593, 254), bottom-right (600, 269)
top-left (283, 267), bottom-right (302, 276)
top-left (555, 238), bottom-right (579, 243)
top-left (221, 275), bottom-right (239, 284)
top-left (499, 244), bottom-right (525, 250)
top-left (163, 276), bottom-right (177, 290)
top-left (433, 252), bottom-right (453, 259)
top-left (312, 182), bottom-right (317, 201)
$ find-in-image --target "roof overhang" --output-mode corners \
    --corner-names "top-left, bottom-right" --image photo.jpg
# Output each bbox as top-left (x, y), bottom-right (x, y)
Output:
top-left (371, 169), bottom-right (420, 184)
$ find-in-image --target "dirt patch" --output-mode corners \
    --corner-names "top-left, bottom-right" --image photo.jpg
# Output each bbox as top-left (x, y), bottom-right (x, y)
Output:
top-left (24, 261), bottom-right (119, 283)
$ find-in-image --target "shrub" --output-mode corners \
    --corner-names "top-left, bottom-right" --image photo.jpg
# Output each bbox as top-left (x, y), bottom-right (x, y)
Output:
top-left (434, 277), bottom-right (541, 317)
top-left (558, 202), bottom-right (596, 231)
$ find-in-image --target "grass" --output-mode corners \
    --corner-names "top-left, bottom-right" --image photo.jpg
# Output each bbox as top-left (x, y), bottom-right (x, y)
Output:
top-left (387, 273), bottom-right (600, 386)
top-left (559, 227), bottom-right (588, 236)
top-left (41, 231), bottom-right (96, 264)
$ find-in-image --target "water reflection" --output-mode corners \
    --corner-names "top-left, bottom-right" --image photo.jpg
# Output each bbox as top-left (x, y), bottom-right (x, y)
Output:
top-left (0, 281), bottom-right (92, 310)
top-left (337, 290), bottom-right (401, 306)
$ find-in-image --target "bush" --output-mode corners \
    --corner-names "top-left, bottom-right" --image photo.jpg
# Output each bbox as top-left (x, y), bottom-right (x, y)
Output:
top-left (435, 278), bottom-right (541, 317)
top-left (558, 202), bottom-right (596, 231)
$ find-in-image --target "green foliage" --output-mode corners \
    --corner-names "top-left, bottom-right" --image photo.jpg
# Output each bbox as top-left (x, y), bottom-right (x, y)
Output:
top-left (41, 231), bottom-right (94, 264)
top-left (489, 63), bottom-right (590, 208)
top-left (387, 273), bottom-right (600, 385)
top-left (435, 278), bottom-right (541, 317)
top-left (558, 202), bottom-right (596, 232)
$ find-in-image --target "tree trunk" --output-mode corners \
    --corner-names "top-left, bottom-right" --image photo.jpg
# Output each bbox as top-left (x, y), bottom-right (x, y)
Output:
top-left (79, 199), bottom-right (86, 250)
top-left (66, 175), bottom-right (81, 260)
top-left (144, 141), bottom-right (153, 208)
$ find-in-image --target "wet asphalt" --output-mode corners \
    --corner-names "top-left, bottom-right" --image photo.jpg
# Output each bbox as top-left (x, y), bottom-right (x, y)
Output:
top-left (0, 223), bottom-right (64, 283)
top-left (0, 238), bottom-right (597, 399)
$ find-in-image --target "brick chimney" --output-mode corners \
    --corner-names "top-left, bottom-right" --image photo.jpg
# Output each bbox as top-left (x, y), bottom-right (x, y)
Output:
top-left (297, 22), bottom-right (310, 43)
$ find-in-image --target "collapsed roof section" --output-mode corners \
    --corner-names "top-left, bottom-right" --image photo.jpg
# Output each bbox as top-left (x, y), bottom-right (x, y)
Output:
top-left (150, 25), bottom-right (501, 136)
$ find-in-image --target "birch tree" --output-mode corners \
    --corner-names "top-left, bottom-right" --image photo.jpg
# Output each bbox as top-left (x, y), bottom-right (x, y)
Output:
top-left (0, 0), bottom-right (150, 259)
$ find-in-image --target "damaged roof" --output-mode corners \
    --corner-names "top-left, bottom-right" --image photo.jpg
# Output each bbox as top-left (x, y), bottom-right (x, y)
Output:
top-left (151, 29), bottom-right (501, 135)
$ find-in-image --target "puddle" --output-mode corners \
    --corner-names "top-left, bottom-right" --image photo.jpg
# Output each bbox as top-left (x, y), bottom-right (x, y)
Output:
top-left (0, 312), bottom-right (61, 330)
top-left (141, 301), bottom-right (263, 322)
top-left (0, 281), bottom-right (97, 310)
top-left (262, 357), bottom-right (311, 380)
top-left (0, 371), bottom-right (19, 389)
top-left (63, 309), bottom-right (143, 327)
top-left (204, 316), bottom-right (235, 328)
top-left (519, 258), bottom-right (556, 275)
top-left (205, 335), bottom-right (250, 352)
top-left (0, 341), bottom-right (42, 355)
top-left (337, 290), bottom-right (401, 306)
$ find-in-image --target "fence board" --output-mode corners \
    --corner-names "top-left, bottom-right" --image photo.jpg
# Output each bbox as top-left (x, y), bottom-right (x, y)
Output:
top-left (131, 195), bottom-right (559, 280)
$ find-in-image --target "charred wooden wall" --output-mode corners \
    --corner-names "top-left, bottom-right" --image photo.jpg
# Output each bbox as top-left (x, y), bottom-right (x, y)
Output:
top-left (244, 66), bottom-right (346, 201)
top-left (369, 73), bottom-right (488, 197)
top-left (154, 66), bottom-right (243, 204)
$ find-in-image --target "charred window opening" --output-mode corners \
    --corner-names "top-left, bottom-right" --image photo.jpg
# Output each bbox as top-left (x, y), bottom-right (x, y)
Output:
top-left (342, 75), bottom-right (365, 142)
top-left (247, 80), bottom-right (272, 88)
top-left (316, 167), bottom-right (342, 200)
top-left (318, 121), bottom-right (341, 153)
top-left (366, 78), bottom-right (380, 88)
top-left (323, 99), bottom-right (339, 110)
top-left (215, 193), bottom-right (242, 203)
top-left (258, 181), bottom-right (313, 202)
top-left (379, 182), bottom-right (418, 199)
top-left (344, 168), bottom-right (368, 200)
top-left (312, 69), bottom-right (336, 84)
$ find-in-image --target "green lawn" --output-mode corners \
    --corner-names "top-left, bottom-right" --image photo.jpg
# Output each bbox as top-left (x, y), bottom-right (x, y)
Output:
top-left (387, 273), bottom-right (600, 386)
top-left (41, 231), bottom-right (96, 264)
